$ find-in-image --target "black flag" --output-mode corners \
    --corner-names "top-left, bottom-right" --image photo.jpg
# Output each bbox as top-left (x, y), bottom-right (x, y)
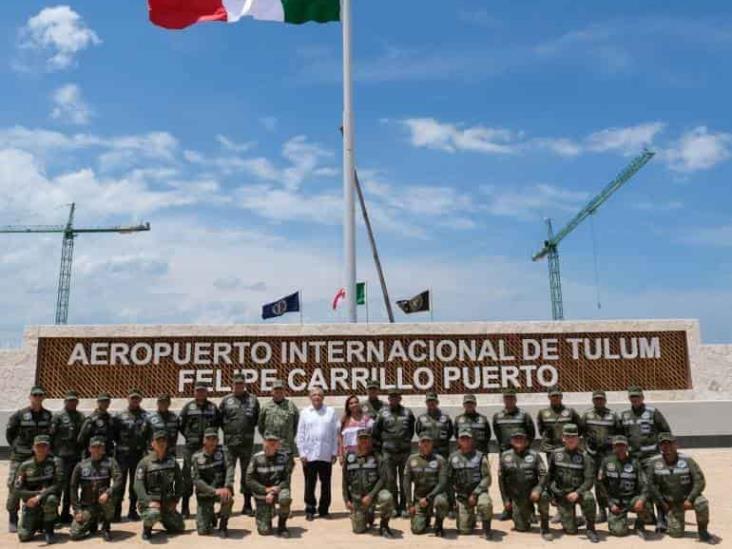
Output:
top-left (262, 292), bottom-right (300, 320)
top-left (396, 290), bottom-right (430, 314)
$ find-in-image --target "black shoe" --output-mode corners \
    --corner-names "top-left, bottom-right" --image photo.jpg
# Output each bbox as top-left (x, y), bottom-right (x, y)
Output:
top-left (142, 527), bottom-right (152, 541)
top-left (277, 517), bottom-right (290, 538)
top-left (699, 528), bottom-right (713, 543)
top-left (483, 520), bottom-right (492, 540)
top-left (243, 496), bottom-right (255, 517)
top-left (128, 509), bottom-right (141, 521)
top-left (44, 523), bottom-right (56, 544)
top-left (596, 509), bottom-right (607, 524)
top-left (380, 519), bottom-right (394, 539)
top-left (9, 511), bottom-right (18, 534)
top-left (497, 509), bottom-right (511, 521)
top-left (586, 528), bottom-right (599, 543)
top-left (181, 498), bottom-right (191, 519)
top-left (101, 522), bottom-right (112, 542)
top-left (541, 529), bottom-right (553, 542)
top-left (219, 517), bottom-right (228, 538)
top-left (306, 512), bottom-right (315, 521)
top-left (634, 519), bottom-right (647, 539)
top-left (434, 519), bottom-right (444, 537)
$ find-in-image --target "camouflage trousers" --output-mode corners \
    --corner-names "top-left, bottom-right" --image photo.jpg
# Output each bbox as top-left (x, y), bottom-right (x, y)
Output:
top-left (181, 444), bottom-right (200, 498)
top-left (116, 452), bottom-right (143, 514)
top-left (58, 456), bottom-right (80, 516)
top-left (607, 497), bottom-right (651, 536)
top-left (349, 490), bottom-right (394, 533)
top-left (455, 493), bottom-right (493, 534)
top-left (590, 451), bottom-right (611, 509)
top-left (70, 502), bottom-right (115, 540)
top-left (666, 496), bottom-right (709, 538)
top-left (18, 494), bottom-right (58, 542)
top-left (225, 441), bottom-right (254, 495)
top-left (196, 495), bottom-right (233, 535)
top-left (410, 493), bottom-right (449, 535)
top-left (140, 502), bottom-right (185, 533)
top-left (254, 489), bottom-right (291, 535)
top-left (382, 451), bottom-right (409, 511)
top-left (6, 457), bottom-right (27, 513)
top-left (542, 490), bottom-right (596, 534)
top-left (506, 490), bottom-right (549, 532)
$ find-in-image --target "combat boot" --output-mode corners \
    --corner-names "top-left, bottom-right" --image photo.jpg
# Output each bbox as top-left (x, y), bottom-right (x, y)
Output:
top-left (59, 503), bottom-right (73, 525)
top-left (596, 507), bottom-right (607, 524)
top-left (379, 518), bottom-right (394, 539)
top-left (142, 526), bottom-right (152, 541)
top-left (698, 523), bottom-right (712, 543)
top-left (128, 504), bottom-right (141, 521)
top-left (44, 522), bottom-right (56, 544)
top-left (277, 517), bottom-right (290, 538)
top-left (101, 521), bottom-right (112, 541)
top-left (113, 503), bottom-right (122, 523)
top-left (655, 508), bottom-right (667, 534)
top-left (434, 518), bottom-right (444, 537)
top-left (586, 523), bottom-right (599, 543)
top-left (243, 494), bottom-right (254, 516)
top-left (540, 517), bottom-right (553, 541)
top-left (8, 511), bottom-right (18, 533)
top-left (482, 520), bottom-right (492, 540)
top-left (634, 518), bottom-right (646, 539)
top-left (181, 497), bottom-right (191, 519)
top-left (219, 517), bottom-right (228, 538)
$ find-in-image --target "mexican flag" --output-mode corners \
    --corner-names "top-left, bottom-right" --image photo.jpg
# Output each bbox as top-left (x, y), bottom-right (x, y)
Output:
top-left (149, 0), bottom-right (340, 29)
top-left (332, 282), bottom-right (365, 310)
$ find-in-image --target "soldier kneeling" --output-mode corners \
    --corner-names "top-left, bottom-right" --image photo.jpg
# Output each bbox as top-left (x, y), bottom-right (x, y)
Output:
top-left (405, 433), bottom-right (449, 536)
top-left (192, 428), bottom-right (234, 537)
top-left (69, 436), bottom-right (122, 541)
top-left (245, 433), bottom-right (293, 537)
top-left (342, 429), bottom-right (394, 537)
top-left (134, 431), bottom-right (185, 541)
top-left (15, 435), bottom-right (61, 544)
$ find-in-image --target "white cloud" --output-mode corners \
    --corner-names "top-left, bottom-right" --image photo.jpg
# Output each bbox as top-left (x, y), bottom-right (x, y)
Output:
top-left (17, 6), bottom-right (101, 71)
top-left (216, 134), bottom-right (254, 153)
top-left (585, 122), bottom-right (665, 153)
top-left (663, 126), bottom-right (732, 172)
top-left (481, 183), bottom-right (588, 220)
top-left (401, 118), bottom-right (518, 154)
top-left (50, 83), bottom-right (91, 125)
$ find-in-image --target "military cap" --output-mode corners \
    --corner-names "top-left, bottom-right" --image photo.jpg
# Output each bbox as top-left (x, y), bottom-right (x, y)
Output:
top-left (152, 430), bottom-right (168, 441)
top-left (271, 380), bottom-right (285, 390)
top-left (502, 387), bottom-right (517, 396)
top-left (627, 386), bottom-right (644, 397)
top-left (562, 423), bottom-right (579, 436)
top-left (89, 436), bottom-right (106, 447)
top-left (33, 434), bottom-right (50, 445)
top-left (387, 388), bottom-right (402, 397)
top-left (366, 380), bottom-right (380, 390)
top-left (547, 386), bottom-right (562, 397)
top-left (510, 430), bottom-right (527, 438)
top-left (419, 433), bottom-right (433, 442)
top-left (658, 432), bottom-right (676, 444)
top-left (64, 390), bottom-right (79, 401)
top-left (457, 429), bottom-right (473, 438)
top-left (128, 388), bottom-right (143, 398)
top-left (97, 392), bottom-right (111, 401)
top-left (157, 393), bottom-right (171, 402)
top-left (232, 373), bottom-right (246, 383)
top-left (356, 428), bottom-right (372, 439)
top-left (463, 394), bottom-right (477, 404)
top-left (592, 390), bottom-right (606, 399)
top-left (30, 386), bottom-right (45, 396)
top-left (204, 428), bottom-right (219, 438)
top-left (612, 435), bottom-right (628, 446)
top-left (263, 432), bottom-right (280, 442)
top-left (425, 391), bottom-right (438, 402)
top-left (194, 381), bottom-right (210, 391)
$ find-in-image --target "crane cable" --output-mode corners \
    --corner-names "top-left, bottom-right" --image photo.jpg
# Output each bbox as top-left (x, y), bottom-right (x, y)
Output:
top-left (590, 213), bottom-right (602, 310)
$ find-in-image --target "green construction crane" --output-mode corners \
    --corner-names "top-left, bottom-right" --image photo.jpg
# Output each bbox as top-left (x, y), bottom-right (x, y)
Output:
top-left (0, 203), bottom-right (150, 324)
top-left (532, 149), bottom-right (655, 320)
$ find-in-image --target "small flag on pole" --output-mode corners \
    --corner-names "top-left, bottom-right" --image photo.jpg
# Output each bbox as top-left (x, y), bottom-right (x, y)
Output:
top-left (396, 290), bottom-right (430, 314)
top-left (262, 291), bottom-right (300, 320)
top-left (332, 282), bottom-right (365, 310)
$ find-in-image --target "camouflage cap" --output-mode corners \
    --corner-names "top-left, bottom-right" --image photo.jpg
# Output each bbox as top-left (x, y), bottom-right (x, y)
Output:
top-left (463, 394), bottom-right (477, 404)
top-left (356, 428), bottom-right (372, 439)
top-left (425, 391), bottom-right (438, 402)
top-left (203, 428), bottom-right (219, 438)
top-left (628, 386), bottom-right (644, 397)
top-left (30, 385), bottom-right (45, 396)
top-left (510, 430), bottom-right (528, 438)
top-left (157, 393), bottom-right (171, 402)
top-left (97, 392), bottom-right (111, 401)
top-left (457, 429), bottom-right (473, 438)
top-left (592, 390), bottom-right (606, 399)
top-left (128, 388), bottom-right (143, 398)
top-left (547, 386), bottom-right (562, 397)
top-left (612, 435), bottom-right (628, 446)
top-left (64, 390), bottom-right (79, 401)
top-left (502, 387), bottom-right (517, 396)
top-left (33, 434), bottom-right (50, 445)
top-left (263, 432), bottom-right (280, 442)
top-left (387, 388), bottom-right (402, 397)
top-left (419, 433), bottom-right (433, 442)
top-left (658, 432), bottom-right (676, 444)
top-left (366, 380), bottom-right (380, 390)
top-left (152, 430), bottom-right (168, 441)
top-left (194, 381), bottom-right (210, 391)
top-left (562, 423), bottom-right (579, 436)
top-left (232, 373), bottom-right (246, 383)
top-left (271, 380), bottom-right (285, 390)
top-left (89, 436), bottom-right (106, 447)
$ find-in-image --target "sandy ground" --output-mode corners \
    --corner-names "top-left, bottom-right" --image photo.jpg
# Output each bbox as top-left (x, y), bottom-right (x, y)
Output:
top-left (0, 448), bottom-right (729, 548)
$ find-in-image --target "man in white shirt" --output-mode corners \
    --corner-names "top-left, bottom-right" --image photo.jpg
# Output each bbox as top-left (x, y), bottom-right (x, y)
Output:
top-left (295, 388), bottom-right (339, 521)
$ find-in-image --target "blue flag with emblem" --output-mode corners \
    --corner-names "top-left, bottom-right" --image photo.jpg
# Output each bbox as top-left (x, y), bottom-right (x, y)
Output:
top-left (262, 291), bottom-right (300, 320)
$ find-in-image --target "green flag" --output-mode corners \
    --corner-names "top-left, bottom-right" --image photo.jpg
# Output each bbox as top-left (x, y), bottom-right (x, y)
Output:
top-left (356, 282), bottom-right (366, 305)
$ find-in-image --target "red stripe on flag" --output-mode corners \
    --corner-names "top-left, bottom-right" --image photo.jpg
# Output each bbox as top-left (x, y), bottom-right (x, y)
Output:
top-left (332, 288), bottom-right (346, 310)
top-left (149, 0), bottom-right (228, 30)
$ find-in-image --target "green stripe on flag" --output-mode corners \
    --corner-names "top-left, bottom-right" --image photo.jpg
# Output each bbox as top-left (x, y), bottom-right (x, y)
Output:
top-left (282, 0), bottom-right (340, 24)
top-left (356, 282), bottom-right (366, 305)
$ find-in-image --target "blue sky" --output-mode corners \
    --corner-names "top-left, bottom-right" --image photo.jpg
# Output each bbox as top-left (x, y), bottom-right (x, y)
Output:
top-left (1, 1), bottom-right (731, 344)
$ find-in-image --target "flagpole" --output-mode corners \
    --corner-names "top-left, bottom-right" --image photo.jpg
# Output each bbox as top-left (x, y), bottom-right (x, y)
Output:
top-left (299, 290), bottom-right (303, 325)
top-left (429, 287), bottom-right (434, 322)
top-left (342, 0), bottom-right (357, 323)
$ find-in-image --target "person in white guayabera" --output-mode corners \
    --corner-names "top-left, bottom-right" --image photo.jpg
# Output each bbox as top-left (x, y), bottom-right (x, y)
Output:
top-left (295, 388), bottom-right (339, 521)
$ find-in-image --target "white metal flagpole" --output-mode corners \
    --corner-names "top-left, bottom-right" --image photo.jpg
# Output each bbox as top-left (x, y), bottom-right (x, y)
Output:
top-left (342, 0), bottom-right (357, 323)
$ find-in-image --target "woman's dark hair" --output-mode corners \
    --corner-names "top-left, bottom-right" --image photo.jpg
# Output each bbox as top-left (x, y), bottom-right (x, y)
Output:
top-left (341, 394), bottom-right (360, 430)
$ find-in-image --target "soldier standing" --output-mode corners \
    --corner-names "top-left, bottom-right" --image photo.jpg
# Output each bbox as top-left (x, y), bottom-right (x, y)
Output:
top-left (580, 389), bottom-right (620, 523)
top-left (361, 380), bottom-right (384, 419)
top-left (134, 431), bottom-right (185, 541)
top-left (454, 394), bottom-right (491, 454)
top-left (5, 385), bottom-right (53, 533)
top-left (112, 388), bottom-right (147, 521)
top-left (491, 387), bottom-right (536, 521)
top-left (50, 390), bottom-right (84, 525)
top-left (78, 393), bottom-right (115, 457)
top-left (191, 428), bottom-right (234, 537)
top-left (404, 433), bottom-right (449, 536)
top-left (69, 436), bottom-right (122, 541)
top-left (179, 382), bottom-right (220, 518)
top-left (371, 388), bottom-right (415, 518)
top-left (14, 434), bottom-right (62, 544)
top-left (447, 430), bottom-right (493, 539)
top-left (341, 429), bottom-right (394, 537)
top-left (498, 431), bottom-right (551, 540)
top-left (142, 394), bottom-right (179, 457)
top-left (245, 433), bottom-right (294, 537)
top-left (647, 433), bottom-right (714, 543)
top-left (541, 423), bottom-right (599, 542)
top-left (537, 386), bottom-right (581, 455)
top-left (219, 373), bottom-right (259, 516)
top-left (597, 435), bottom-right (650, 538)
top-left (258, 380), bottom-right (299, 461)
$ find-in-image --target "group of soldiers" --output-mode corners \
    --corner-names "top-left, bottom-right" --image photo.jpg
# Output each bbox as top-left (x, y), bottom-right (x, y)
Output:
top-left (5, 378), bottom-right (715, 543)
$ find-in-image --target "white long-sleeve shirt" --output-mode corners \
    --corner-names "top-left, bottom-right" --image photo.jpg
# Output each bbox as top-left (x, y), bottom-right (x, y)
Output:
top-left (295, 404), bottom-right (339, 462)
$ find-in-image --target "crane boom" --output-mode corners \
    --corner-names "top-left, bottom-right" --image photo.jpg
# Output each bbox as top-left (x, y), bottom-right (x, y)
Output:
top-left (0, 222), bottom-right (150, 234)
top-left (532, 149), bottom-right (655, 261)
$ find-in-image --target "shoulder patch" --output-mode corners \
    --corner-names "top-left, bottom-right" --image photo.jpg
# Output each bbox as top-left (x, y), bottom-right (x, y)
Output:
top-left (347, 453), bottom-right (356, 463)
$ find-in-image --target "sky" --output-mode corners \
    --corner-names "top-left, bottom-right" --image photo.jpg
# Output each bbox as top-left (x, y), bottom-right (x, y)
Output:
top-left (1, 1), bottom-right (731, 345)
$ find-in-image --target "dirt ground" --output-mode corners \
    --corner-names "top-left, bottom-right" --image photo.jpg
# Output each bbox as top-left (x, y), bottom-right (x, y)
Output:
top-left (0, 448), bottom-right (729, 548)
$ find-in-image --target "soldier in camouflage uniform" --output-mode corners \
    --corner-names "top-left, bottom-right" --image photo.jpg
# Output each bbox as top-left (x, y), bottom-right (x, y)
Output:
top-left (537, 386), bottom-right (581, 455)
top-left (50, 390), bottom-right (84, 525)
top-left (341, 428), bottom-right (394, 537)
top-left (541, 423), bottom-right (599, 542)
top-left (404, 433), bottom-right (449, 536)
top-left (372, 388), bottom-right (416, 518)
top-left (134, 431), bottom-right (185, 541)
top-left (69, 436), bottom-right (122, 541)
top-left (14, 435), bottom-right (62, 543)
top-left (245, 433), bottom-right (293, 537)
top-left (415, 392), bottom-right (454, 518)
top-left (219, 373), bottom-right (259, 516)
top-left (142, 394), bottom-right (179, 458)
top-left (597, 435), bottom-right (650, 538)
top-left (492, 388), bottom-right (536, 521)
top-left (580, 389), bottom-right (620, 523)
top-left (646, 433), bottom-right (714, 543)
top-left (179, 382), bottom-right (220, 518)
top-left (112, 388), bottom-right (148, 521)
top-left (6, 385), bottom-right (53, 533)
top-left (258, 380), bottom-right (299, 461)
top-left (361, 380), bottom-right (384, 420)
top-left (498, 431), bottom-right (551, 540)
top-left (447, 430), bottom-right (493, 539)
top-left (454, 393), bottom-right (491, 454)
top-left (192, 428), bottom-right (234, 537)
top-left (78, 393), bottom-right (115, 457)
